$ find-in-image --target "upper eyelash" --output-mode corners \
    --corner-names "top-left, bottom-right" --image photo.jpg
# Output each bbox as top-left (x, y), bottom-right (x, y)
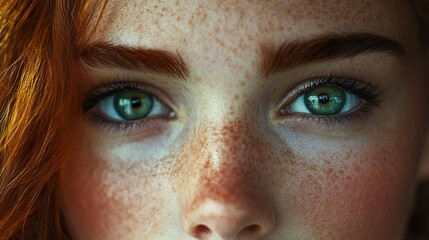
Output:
top-left (82, 77), bottom-right (147, 113)
top-left (82, 77), bottom-right (168, 135)
top-left (278, 72), bottom-right (385, 125)
top-left (294, 72), bottom-right (384, 108)
top-left (83, 73), bottom-right (383, 130)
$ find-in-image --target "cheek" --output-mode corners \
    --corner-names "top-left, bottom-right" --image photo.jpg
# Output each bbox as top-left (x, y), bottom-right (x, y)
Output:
top-left (59, 150), bottom-right (173, 239)
top-left (285, 143), bottom-right (416, 239)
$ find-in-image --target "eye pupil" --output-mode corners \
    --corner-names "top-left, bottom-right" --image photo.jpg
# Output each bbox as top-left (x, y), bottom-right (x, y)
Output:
top-left (114, 90), bottom-right (154, 120)
top-left (304, 86), bottom-right (346, 115)
top-left (318, 93), bottom-right (330, 104)
top-left (130, 98), bottom-right (142, 108)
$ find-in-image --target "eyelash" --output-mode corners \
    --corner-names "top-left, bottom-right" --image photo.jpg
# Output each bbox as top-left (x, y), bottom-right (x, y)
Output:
top-left (82, 73), bottom-right (383, 133)
top-left (280, 72), bottom-right (383, 125)
top-left (82, 76), bottom-right (173, 133)
top-left (83, 79), bottom-right (142, 112)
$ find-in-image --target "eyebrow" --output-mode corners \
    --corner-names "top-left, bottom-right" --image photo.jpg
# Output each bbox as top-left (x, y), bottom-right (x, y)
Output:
top-left (260, 33), bottom-right (405, 77)
top-left (80, 42), bottom-right (190, 80)
top-left (80, 33), bottom-right (405, 81)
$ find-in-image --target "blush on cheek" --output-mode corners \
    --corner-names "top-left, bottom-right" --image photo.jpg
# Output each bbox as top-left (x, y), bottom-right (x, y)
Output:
top-left (59, 152), bottom-right (170, 240)
top-left (288, 144), bottom-right (415, 239)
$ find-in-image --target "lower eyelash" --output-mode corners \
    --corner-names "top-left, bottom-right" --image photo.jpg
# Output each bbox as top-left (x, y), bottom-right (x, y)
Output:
top-left (296, 103), bottom-right (375, 126)
top-left (85, 112), bottom-right (165, 135)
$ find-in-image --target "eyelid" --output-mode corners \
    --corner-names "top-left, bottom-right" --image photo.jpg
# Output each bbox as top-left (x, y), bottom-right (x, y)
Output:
top-left (95, 93), bottom-right (171, 122)
top-left (82, 77), bottom-right (177, 115)
top-left (81, 77), bottom-right (178, 135)
top-left (275, 74), bottom-right (383, 128)
top-left (287, 89), bottom-right (362, 114)
top-left (277, 73), bottom-right (383, 114)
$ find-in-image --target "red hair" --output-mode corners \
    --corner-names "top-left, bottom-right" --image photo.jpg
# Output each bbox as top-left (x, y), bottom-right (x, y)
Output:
top-left (0, 0), bottom-right (106, 238)
top-left (0, 0), bottom-right (427, 239)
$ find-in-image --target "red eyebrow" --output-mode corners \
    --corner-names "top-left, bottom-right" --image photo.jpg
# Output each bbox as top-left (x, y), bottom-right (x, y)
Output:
top-left (80, 41), bottom-right (190, 80)
top-left (80, 33), bottom-right (404, 81)
top-left (260, 33), bottom-right (405, 77)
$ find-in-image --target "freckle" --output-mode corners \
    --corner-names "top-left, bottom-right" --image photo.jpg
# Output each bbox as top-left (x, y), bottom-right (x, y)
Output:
top-left (355, 165), bottom-right (362, 174)
top-left (223, 5), bottom-right (230, 12)
top-left (238, 9), bottom-right (244, 18)
top-left (326, 167), bottom-right (334, 176)
top-left (214, 26), bottom-right (220, 34)
top-left (201, 13), bottom-right (208, 22)
top-left (215, 38), bottom-right (225, 47)
top-left (308, 164), bottom-right (316, 171)
top-left (228, 105), bottom-right (235, 115)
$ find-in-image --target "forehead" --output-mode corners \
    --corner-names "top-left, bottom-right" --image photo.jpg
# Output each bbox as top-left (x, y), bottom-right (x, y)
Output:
top-left (88, 0), bottom-right (419, 80)
top-left (93, 0), bottom-right (413, 45)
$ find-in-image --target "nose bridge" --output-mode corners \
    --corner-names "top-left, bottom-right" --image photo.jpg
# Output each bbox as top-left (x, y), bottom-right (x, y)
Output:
top-left (181, 118), bottom-right (275, 239)
top-left (183, 115), bottom-right (266, 208)
top-left (200, 118), bottom-right (260, 195)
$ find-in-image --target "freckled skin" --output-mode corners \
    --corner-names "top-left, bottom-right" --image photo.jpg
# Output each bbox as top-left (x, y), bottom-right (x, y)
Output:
top-left (59, 0), bottom-right (428, 239)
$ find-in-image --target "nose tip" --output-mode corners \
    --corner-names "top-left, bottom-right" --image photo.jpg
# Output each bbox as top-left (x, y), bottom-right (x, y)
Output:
top-left (183, 199), bottom-right (274, 240)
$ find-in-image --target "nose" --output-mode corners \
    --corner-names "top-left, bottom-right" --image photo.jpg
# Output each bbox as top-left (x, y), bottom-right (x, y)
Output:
top-left (181, 120), bottom-right (275, 240)
top-left (183, 196), bottom-right (274, 240)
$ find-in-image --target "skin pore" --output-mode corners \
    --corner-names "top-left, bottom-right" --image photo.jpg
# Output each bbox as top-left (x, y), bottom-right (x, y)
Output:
top-left (58, 0), bottom-right (428, 239)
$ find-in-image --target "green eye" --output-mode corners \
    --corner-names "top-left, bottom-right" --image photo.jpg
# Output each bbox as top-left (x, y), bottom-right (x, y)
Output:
top-left (289, 85), bottom-right (361, 116)
top-left (94, 88), bottom-right (171, 123)
top-left (114, 90), bottom-right (154, 120)
top-left (304, 86), bottom-right (346, 115)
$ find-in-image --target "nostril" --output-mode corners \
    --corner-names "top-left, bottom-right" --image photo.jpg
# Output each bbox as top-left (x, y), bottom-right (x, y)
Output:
top-left (183, 199), bottom-right (275, 239)
top-left (193, 224), bottom-right (211, 238)
top-left (237, 224), bottom-right (262, 238)
top-left (243, 224), bottom-right (261, 234)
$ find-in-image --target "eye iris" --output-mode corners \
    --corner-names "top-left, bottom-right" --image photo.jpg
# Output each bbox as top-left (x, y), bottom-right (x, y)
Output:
top-left (304, 86), bottom-right (346, 115)
top-left (114, 90), bottom-right (154, 120)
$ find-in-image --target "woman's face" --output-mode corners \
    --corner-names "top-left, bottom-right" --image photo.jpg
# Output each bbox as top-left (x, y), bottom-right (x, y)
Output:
top-left (59, 0), bottom-right (428, 239)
